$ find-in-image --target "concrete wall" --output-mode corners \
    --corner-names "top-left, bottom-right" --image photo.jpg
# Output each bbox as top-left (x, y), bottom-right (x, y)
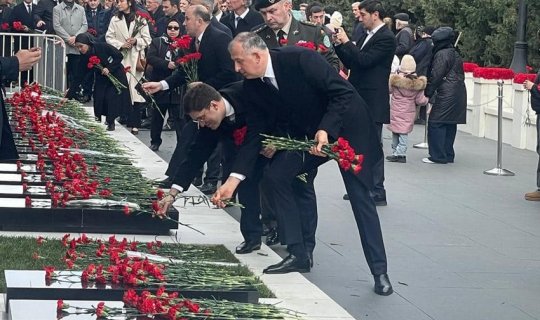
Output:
top-left (460, 73), bottom-right (537, 152)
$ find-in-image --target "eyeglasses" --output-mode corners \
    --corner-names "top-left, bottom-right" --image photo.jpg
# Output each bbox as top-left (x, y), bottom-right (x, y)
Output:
top-left (192, 106), bottom-right (211, 127)
top-left (167, 26), bottom-right (180, 30)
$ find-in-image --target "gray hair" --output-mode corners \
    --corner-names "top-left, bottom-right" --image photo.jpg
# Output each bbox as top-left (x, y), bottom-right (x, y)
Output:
top-left (198, 0), bottom-right (215, 12)
top-left (229, 32), bottom-right (268, 53)
top-left (191, 4), bottom-right (212, 22)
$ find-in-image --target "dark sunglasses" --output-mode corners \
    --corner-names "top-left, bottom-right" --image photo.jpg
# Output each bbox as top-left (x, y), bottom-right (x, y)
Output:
top-left (167, 26), bottom-right (180, 30)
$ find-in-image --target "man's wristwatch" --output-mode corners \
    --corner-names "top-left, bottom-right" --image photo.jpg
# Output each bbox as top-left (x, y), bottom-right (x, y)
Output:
top-left (164, 193), bottom-right (179, 202)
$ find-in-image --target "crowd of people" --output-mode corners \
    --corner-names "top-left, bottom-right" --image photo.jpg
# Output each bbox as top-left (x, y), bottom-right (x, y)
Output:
top-left (0, 0), bottom-right (539, 298)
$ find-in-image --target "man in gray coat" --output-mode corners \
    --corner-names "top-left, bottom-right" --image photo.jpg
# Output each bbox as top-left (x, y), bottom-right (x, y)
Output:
top-left (53, 0), bottom-right (87, 90)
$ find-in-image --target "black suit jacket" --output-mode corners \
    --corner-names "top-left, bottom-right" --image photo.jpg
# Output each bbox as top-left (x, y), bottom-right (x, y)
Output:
top-left (0, 56), bottom-right (20, 161)
top-left (211, 16), bottom-right (232, 37)
top-left (10, 2), bottom-right (36, 30)
top-left (221, 8), bottom-right (264, 36)
top-left (172, 81), bottom-right (249, 189)
top-left (33, 0), bottom-right (57, 33)
top-left (233, 47), bottom-right (382, 188)
top-left (166, 24), bottom-right (237, 90)
top-left (335, 25), bottom-right (395, 123)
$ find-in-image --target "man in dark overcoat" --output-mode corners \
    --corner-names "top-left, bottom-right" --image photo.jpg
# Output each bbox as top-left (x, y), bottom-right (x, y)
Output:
top-left (213, 32), bottom-right (393, 296)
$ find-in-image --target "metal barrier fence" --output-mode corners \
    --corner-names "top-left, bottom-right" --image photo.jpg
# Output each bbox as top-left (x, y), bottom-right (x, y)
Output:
top-left (0, 32), bottom-right (66, 92)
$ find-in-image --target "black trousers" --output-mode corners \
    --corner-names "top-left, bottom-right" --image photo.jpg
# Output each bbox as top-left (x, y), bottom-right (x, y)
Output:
top-left (427, 122), bottom-right (457, 163)
top-left (150, 103), bottom-right (182, 146)
top-left (237, 157), bottom-right (266, 243)
top-left (126, 102), bottom-right (144, 128)
top-left (536, 115), bottom-right (540, 190)
top-left (81, 72), bottom-right (94, 97)
top-left (372, 122), bottom-right (386, 198)
top-left (66, 54), bottom-right (81, 91)
top-left (263, 150), bottom-right (388, 275)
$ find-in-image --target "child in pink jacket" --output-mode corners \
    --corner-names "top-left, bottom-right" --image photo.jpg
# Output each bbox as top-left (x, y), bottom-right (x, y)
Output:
top-left (386, 55), bottom-right (429, 163)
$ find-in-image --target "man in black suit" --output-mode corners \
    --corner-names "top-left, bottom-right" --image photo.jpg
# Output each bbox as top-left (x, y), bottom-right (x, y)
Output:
top-left (143, 4), bottom-right (237, 193)
top-left (220, 0), bottom-right (263, 36)
top-left (333, 0), bottom-right (395, 205)
top-left (34, 0), bottom-right (57, 34)
top-left (0, 49), bottom-right (41, 161)
top-left (213, 32), bottom-right (393, 296)
top-left (9, 0), bottom-right (36, 85)
top-left (158, 82), bottom-right (265, 254)
top-left (191, 0), bottom-right (232, 37)
top-left (156, 0), bottom-right (185, 36)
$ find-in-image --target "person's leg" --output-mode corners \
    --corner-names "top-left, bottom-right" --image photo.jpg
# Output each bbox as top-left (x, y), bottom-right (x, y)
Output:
top-left (127, 102), bottom-right (143, 131)
top-left (427, 122), bottom-right (448, 163)
top-left (371, 122), bottom-right (386, 199)
top-left (236, 158), bottom-right (265, 247)
top-left (340, 170), bottom-right (388, 276)
top-left (396, 133), bottom-right (408, 156)
top-left (295, 168), bottom-right (318, 257)
top-left (150, 103), bottom-right (167, 147)
top-left (444, 124), bottom-right (457, 163)
top-left (200, 144), bottom-right (222, 193)
top-left (391, 132), bottom-right (398, 155)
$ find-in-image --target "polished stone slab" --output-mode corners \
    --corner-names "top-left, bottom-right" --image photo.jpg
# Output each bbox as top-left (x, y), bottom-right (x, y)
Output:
top-left (9, 300), bottom-right (125, 320)
top-left (5, 270), bottom-right (259, 307)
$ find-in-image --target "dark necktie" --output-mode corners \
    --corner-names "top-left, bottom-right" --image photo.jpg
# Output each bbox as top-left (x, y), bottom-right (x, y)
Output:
top-left (277, 30), bottom-right (286, 46)
top-left (92, 10), bottom-right (96, 17)
top-left (195, 39), bottom-right (200, 52)
top-left (235, 16), bottom-right (242, 28)
top-left (27, 4), bottom-right (31, 15)
top-left (262, 77), bottom-right (277, 91)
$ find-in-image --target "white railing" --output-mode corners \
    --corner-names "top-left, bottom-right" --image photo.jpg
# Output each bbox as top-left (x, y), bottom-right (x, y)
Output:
top-left (0, 32), bottom-right (66, 92)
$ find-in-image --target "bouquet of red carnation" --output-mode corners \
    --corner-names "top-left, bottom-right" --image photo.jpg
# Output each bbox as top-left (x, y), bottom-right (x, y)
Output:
top-left (175, 52), bottom-right (202, 84)
top-left (170, 34), bottom-right (192, 51)
top-left (261, 134), bottom-right (364, 175)
top-left (131, 11), bottom-right (154, 38)
top-left (12, 21), bottom-right (27, 32)
top-left (87, 28), bottom-right (97, 36)
top-left (1, 22), bottom-right (9, 31)
top-left (295, 40), bottom-right (329, 53)
top-left (87, 55), bottom-right (127, 94)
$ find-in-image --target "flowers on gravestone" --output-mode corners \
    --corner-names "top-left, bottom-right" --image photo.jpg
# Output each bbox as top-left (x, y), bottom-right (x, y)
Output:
top-left (87, 55), bottom-right (127, 94)
top-left (462, 62), bottom-right (479, 73)
top-left (56, 289), bottom-right (302, 319)
top-left (513, 73), bottom-right (537, 84)
top-left (261, 135), bottom-right (364, 175)
top-left (175, 52), bottom-right (202, 84)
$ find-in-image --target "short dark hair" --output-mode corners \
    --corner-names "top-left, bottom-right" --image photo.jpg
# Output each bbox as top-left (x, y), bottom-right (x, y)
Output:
top-left (359, 0), bottom-right (385, 19)
top-left (305, 2), bottom-right (323, 18)
top-left (183, 82), bottom-right (222, 114)
top-left (163, 0), bottom-right (179, 6)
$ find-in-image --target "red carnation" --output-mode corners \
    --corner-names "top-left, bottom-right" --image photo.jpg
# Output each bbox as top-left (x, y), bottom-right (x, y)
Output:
top-left (12, 21), bottom-right (24, 31)
top-left (1, 22), bottom-right (9, 30)
top-left (123, 205), bottom-right (131, 215)
top-left (233, 126), bottom-right (247, 146)
top-left (124, 66), bottom-right (131, 73)
top-left (279, 38), bottom-right (288, 46)
top-left (87, 28), bottom-right (97, 36)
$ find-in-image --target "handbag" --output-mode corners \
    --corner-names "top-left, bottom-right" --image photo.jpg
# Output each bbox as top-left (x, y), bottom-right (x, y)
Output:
top-left (136, 51), bottom-right (146, 72)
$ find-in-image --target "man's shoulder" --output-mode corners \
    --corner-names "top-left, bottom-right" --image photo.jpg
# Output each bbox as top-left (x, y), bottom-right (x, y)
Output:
top-left (253, 23), bottom-right (270, 34)
top-left (298, 20), bottom-right (319, 29)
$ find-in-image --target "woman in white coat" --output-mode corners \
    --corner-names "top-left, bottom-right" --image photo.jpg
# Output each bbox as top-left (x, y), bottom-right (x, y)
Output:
top-left (106, 0), bottom-right (151, 134)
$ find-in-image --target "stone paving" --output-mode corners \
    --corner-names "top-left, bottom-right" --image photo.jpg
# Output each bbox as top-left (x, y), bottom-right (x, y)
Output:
top-left (137, 119), bottom-right (540, 320)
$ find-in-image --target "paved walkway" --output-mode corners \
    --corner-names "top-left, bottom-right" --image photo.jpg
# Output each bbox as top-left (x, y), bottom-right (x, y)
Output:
top-left (140, 120), bottom-right (540, 320)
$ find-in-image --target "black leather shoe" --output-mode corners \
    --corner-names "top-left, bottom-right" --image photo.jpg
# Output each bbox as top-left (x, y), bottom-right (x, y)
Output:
top-left (265, 228), bottom-right (279, 246)
top-left (235, 241), bottom-right (261, 254)
top-left (263, 255), bottom-right (310, 274)
top-left (199, 182), bottom-right (217, 195)
top-left (343, 193), bottom-right (349, 200)
top-left (307, 252), bottom-right (314, 268)
top-left (374, 274), bottom-right (393, 296)
top-left (106, 123), bottom-right (115, 131)
top-left (150, 144), bottom-right (160, 151)
top-left (155, 177), bottom-right (172, 188)
top-left (95, 116), bottom-right (101, 122)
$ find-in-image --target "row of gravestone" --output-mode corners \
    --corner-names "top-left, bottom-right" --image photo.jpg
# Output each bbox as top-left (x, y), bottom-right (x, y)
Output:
top-left (0, 160), bottom-right (178, 235)
top-left (5, 270), bottom-right (260, 319)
